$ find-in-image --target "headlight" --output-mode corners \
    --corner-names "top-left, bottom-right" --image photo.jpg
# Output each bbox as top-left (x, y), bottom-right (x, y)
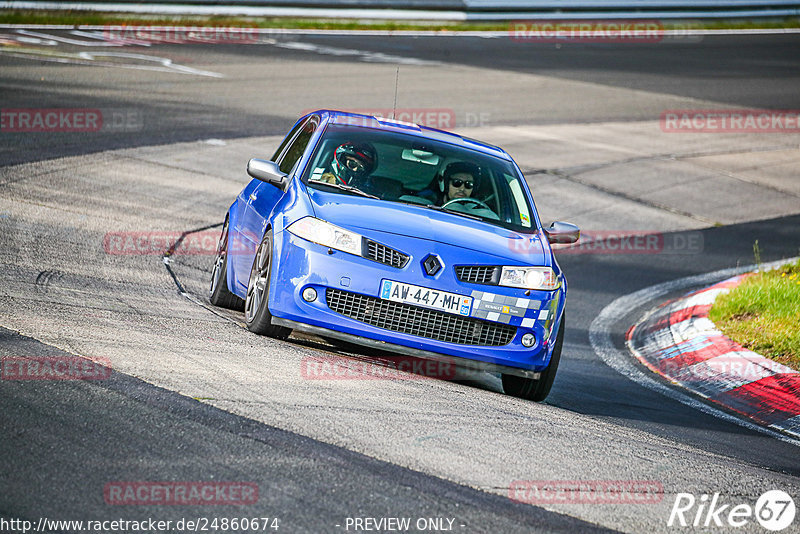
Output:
top-left (499, 266), bottom-right (560, 290)
top-left (287, 217), bottom-right (363, 256)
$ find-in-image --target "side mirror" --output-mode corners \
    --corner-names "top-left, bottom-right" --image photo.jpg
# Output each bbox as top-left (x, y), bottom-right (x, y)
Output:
top-left (544, 221), bottom-right (580, 244)
top-left (247, 158), bottom-right (288, 190)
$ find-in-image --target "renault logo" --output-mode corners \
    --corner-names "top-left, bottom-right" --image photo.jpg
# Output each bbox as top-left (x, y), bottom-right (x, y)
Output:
top-left (422, 254), bottom-right (442, 276)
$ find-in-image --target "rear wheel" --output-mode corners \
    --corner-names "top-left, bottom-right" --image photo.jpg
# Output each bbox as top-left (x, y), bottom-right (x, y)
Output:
top-left (502, 315), bottom-right (565, 402)
top-left (209, 217), bottom-right (245, 310)
top-left (244, 229), bottom-right (291, 339)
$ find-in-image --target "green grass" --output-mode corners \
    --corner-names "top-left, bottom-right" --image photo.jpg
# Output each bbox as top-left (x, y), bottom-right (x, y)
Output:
top-left (2, 11), bottom-right (489, 30)
top-left (709, 259), bottom-right (800, 369)
top-left (1, 10), bottom-right (799, 31)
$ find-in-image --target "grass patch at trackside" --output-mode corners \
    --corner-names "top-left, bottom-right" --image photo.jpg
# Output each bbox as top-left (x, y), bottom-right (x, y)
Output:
top-left (709, 259), bottom-right (800, 369)
top-left (0, 11), bottom-right (489, 30)
top-left (1, 10), bottom-right (800, 31)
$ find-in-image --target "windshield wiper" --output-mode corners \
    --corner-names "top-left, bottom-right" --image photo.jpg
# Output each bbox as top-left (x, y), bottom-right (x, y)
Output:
top-left (313, 181), bottom-right (379, 199)
top-left (391, 199), bottom-right (487, 222)
top-left (422, 203), bottom-right (483, 221)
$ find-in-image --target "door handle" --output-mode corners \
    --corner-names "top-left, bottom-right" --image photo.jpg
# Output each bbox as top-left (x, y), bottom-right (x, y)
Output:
top-left (249, 193), bottom-right (257, 201)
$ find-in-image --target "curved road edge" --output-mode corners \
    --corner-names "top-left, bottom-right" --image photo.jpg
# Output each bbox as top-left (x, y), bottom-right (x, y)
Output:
top-left (0, 329), bottom-right (617, 534)
top-left (626, 267), bottom-right (800, 440)
top-left (589, 258), bottom-right (800, 447)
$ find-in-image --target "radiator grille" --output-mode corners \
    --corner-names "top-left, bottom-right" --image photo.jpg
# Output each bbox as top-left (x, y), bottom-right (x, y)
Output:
top-left (326, 289), bottom-right (515, 346)
top-left (455, 265), bottom-right (498, 285)
top-left (365, 240), bottom-right (409, 268)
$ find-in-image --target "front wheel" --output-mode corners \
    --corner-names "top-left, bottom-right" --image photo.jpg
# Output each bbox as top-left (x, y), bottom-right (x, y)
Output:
top-left (244, 229), bottom-right (291, 339)
top-left (502, 315), bottom-right (565, 402)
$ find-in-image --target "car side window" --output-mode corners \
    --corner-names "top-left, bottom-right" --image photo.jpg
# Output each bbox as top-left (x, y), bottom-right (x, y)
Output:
top-left (270, 120), bottom-right (305, 162)
top-left (506, 174), bottom-right (532, 227)
top-left (278, 117), bottom-right (319, 175)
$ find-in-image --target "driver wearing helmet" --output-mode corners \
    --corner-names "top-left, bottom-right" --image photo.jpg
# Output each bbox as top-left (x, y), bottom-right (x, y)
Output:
top-left (319, 141), bottom-right (378, 186)
top-left (441, 161), bottom-right (481, 204)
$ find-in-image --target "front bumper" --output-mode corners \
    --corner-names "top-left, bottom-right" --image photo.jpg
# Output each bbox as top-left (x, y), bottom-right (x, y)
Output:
top-left (274, 318), bottom-right (541, 379)
top-left (268, 229), bottom-right (565, 373)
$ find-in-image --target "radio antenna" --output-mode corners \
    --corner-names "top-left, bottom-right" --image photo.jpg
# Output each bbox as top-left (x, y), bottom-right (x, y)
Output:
top-left (391, 66), bottom-right (399, 119)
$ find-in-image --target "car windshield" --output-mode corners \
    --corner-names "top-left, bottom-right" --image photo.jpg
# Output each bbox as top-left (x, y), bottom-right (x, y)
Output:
top-left (302, 123), bottom-right (536, 232)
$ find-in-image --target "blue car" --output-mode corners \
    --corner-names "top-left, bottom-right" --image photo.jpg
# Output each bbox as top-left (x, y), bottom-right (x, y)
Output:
top-left (209, 110), bottom-right (579, 401)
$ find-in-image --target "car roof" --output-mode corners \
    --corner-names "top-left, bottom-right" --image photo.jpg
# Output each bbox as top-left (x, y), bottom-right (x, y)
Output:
top-left (304, 109), bottom-right (512, 161)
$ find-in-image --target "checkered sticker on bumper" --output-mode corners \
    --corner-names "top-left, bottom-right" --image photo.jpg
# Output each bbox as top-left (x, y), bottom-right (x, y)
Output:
top-left (470, 290), bottom-right (541, 324)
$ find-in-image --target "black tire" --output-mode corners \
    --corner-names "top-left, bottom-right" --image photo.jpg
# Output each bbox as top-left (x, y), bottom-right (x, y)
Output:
top-left (244, 229), bottom-right (291, 339)
top-left (209, 217), bottom-right (245, 310)
top-left (502, 314), bottom-right (565, 402)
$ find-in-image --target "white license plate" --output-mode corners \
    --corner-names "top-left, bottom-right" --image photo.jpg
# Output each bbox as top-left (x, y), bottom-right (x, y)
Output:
top-left (380, 280), bottom-right (472, 316)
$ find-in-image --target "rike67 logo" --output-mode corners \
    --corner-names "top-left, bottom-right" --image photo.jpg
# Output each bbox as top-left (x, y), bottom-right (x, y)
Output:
top-left (668, 490), bottom-right (795, 531)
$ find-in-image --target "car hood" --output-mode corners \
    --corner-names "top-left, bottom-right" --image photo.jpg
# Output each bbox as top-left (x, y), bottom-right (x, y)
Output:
top-left (305, 188), bottom-right (548, 264)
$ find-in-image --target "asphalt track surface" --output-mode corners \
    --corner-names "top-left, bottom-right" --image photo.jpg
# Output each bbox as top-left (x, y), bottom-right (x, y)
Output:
top-left (1, 31), bottom-right (800, 533)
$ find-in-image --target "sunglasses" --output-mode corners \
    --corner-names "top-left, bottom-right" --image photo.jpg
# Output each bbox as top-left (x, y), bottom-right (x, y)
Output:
top-left (450, 179), bottom-right (474, 189)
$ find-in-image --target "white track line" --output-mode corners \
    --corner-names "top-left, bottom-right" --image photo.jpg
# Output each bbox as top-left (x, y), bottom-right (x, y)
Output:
top-left (16, 28), bottom-right (122, 46)
top-left (589, 257), bottom-right (800, 447)
top-left (272, 40), bottom-right (439, 65)
top-left (0, 47), bottom-right (224, 77)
